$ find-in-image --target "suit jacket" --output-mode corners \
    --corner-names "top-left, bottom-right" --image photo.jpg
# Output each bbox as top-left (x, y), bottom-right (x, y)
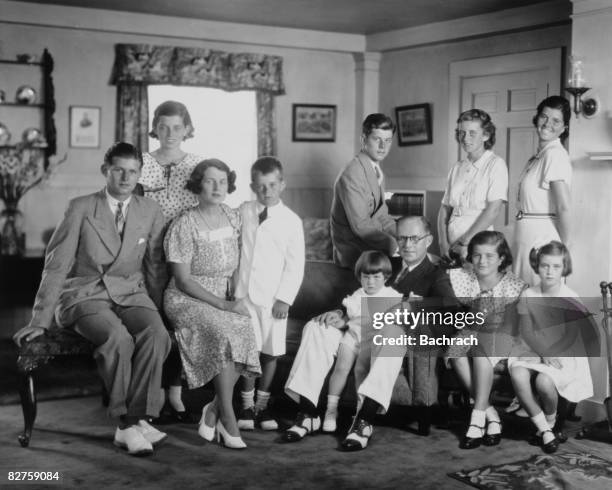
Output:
top-left (235, 200), bottom-right (305, 307)
top-left (389, 256), bottom-right (459, 406)
top-left (29, 189), bottom-right (167, 329)
top-left (330, 152), bottom-right (397, 268)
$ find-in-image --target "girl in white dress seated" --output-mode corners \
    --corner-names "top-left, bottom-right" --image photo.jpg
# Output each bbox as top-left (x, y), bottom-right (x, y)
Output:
top-left (509, 241), bottom-right (594, 453)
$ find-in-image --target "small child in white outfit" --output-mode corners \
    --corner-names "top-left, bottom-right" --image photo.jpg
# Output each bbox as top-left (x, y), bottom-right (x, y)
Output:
top-left (283, 250), bottom-right (402, 440)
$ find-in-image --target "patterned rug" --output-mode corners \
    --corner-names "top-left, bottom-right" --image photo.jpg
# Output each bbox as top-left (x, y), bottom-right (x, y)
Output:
top-left (449, 451), bottom-right (612, 489)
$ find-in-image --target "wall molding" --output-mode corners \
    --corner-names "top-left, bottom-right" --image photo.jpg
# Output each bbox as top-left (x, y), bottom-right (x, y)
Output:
top-left (0, 0), bottom-right (365, 53)
top-left (366, 0), bottom-right (571, 52)
top-left (572, 0), bottom-right (612, 16)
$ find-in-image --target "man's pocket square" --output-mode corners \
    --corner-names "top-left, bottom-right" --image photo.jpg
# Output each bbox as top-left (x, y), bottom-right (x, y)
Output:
top-left (138, 238), bottom-right (146, 245)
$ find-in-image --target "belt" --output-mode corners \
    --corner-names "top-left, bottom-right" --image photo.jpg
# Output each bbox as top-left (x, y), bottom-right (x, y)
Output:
top-left (516, 211), bottom-right (557, 220)
top-left (451, 207), bottom-right (482, 217)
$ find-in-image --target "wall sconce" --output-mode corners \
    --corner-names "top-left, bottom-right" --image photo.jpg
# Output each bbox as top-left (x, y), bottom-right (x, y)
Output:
top-left (565, 56), bottom-right (598, 118)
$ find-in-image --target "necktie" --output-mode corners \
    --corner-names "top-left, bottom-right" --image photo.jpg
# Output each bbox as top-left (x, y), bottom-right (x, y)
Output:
top-left (115, 201), bottom-right (125, 237)
top-left (394, 266), bottom-right (409, 286)
top-left (258, 206), bottom-right (268, 225)
top-left (374, 163), bottom-right (383, 186)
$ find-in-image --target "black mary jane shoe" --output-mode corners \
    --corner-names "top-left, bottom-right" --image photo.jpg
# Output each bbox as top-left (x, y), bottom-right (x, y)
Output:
top-left (459, 424), bottom-right (485, 449)
top-left (483, 420), bottom-right (502, 446)
top-left (540, 430), bottom-right (560, 454)
top-left (340, 418), bottom-right (373, 452)
top-left (528, 428), bottom-right (567, 447)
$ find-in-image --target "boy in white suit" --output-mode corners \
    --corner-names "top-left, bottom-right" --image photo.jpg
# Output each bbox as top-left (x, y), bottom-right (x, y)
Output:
top-left (235, 157), bottom-right (305, 430)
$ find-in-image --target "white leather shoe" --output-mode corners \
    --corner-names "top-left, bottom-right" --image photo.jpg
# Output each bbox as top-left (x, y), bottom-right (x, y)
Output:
top-left (114, 426), bottom-right (154, 456)
top-left (136, 420), bottom-right (168, 446)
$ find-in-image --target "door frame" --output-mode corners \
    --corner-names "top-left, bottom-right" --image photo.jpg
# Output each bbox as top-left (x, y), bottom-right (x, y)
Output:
top-left (447, 48), bottom-right (564, 168)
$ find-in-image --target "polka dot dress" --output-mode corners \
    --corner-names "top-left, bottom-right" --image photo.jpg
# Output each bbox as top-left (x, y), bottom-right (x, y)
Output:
top-left (139, 152), bottom-right (203, 223)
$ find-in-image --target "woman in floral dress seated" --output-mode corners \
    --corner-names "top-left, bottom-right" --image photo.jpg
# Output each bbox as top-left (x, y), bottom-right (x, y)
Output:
top-left (164, 159), bottom-right (260, 449)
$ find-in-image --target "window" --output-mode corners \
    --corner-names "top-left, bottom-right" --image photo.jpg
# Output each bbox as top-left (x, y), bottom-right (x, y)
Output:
top-left (148, 86), bottom-right (257, 207)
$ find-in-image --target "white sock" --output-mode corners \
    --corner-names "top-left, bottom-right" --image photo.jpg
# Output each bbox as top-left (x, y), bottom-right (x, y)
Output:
top-left (168, 386), bottom-right (185, 412)
top-left (485, 406), bottom-right (501, 435)
top-left (531, 411), bottom-right (554, 444)
top-left (545, 412), bottom-right (557, 427)
top-left (326, 395), bottom-right (340, 414)
top-left (255, 390), bottom-right (270, 412)
top-left (241, 390), bottom-right (255, 410)
top-left (466, 409), bottom-right (486, 438)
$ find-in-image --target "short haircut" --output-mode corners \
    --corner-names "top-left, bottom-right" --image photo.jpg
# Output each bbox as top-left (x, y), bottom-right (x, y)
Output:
top-left (455, 109), bottom-right (496, 150)
top-left (396, 215), bottom-right (431, 235)
top-left (466, 231), bottom-right (513, 272)
top-left (185, 158), bottom-right (237, 194)
top-left (529, 240), bottom-right (573, 276)
top-left (103, 142), bottom-right (143, 169)
top-left (251, 156), bottom-right (283, 181)
top-left (362, 113), bottom-right (396, 137)
top-left (532, 96), bottom-right (571, 143)
top-left (149, 100), bottom-right (194, 140)
top-left (354, 250), bottom-right (393, 281)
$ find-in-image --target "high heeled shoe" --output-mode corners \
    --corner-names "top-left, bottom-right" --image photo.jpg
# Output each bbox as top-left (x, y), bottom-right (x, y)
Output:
top-left (216, 420), bottom-right (247, 449)
top-left (198, 401), bottom-right (217, 442)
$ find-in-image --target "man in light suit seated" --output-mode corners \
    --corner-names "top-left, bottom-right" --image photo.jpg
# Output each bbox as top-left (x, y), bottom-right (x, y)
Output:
top-left (330, 113), bottom-right (398, 269)
top-left (13, 142), bottom-right (171, 457)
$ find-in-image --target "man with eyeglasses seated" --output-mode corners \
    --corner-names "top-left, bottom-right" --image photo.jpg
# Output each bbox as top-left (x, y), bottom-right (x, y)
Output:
top-left (340, 215), bottom-right (459, 450)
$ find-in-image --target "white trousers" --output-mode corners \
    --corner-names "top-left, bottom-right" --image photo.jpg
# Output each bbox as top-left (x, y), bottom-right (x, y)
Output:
top-left (357, 324), bottom-right (406, 412)
top-left (284, 320), bottom-right (343, 406)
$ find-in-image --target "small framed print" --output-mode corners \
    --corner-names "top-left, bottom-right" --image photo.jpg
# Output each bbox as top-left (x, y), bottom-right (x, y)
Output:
top-left (395, 103), bottom-right (432, 146)
top-left (292, 104), bottom-right (336, 142)
top-left (69, 106), bottom-right (100, 148)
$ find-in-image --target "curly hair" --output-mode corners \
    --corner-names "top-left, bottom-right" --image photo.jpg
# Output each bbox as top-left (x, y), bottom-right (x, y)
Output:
top-left (185, 159), bottom-right (237, 195)
top-left (455, 109), bottom-right (496, 150)
top-left (532, 96), bottom-right (571, 143)
top-left (149, 100), bottom-right (194, 140)
top-left (466, 231), bottom-right (513, 272)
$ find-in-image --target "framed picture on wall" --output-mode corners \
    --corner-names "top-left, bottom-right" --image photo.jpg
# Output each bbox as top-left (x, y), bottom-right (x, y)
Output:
top-left (395, 103), bottom-right (432, 146)
top-left (69, 106), bottom-right (101, 148)
top-left (292, 104), bottom-right (336, 142)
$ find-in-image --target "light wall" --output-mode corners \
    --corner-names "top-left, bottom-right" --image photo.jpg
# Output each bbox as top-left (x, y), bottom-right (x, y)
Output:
top-left (379, 24), bottom-right (572, 191)
top-left (0, 2), bottom-right (358, 252)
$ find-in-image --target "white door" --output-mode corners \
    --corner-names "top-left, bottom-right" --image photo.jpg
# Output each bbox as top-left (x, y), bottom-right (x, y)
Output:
top-left (449, 49), bottom-right (563, 238)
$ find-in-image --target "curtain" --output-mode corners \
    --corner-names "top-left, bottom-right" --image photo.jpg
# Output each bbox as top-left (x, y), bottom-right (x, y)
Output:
top-left (111, 44), bottom-right (284, 154)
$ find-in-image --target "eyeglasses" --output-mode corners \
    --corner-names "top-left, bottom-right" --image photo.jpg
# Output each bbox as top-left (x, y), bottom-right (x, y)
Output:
top-left (397, 234), bottom-right (430, 244)
top-left (537, 113), bottom-right (565, 128)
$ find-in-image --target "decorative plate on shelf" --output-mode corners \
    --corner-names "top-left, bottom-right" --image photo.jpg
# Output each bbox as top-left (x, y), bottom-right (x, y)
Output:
top-left (15, 85), bottom-right (37, 105)
top-left (0, 123), bottom-right (11, 145)
top-left (22, 128), bottom-right (47, 147)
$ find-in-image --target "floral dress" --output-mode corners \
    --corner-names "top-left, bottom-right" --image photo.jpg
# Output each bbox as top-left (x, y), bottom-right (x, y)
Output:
top-left (163, 204), bottom-right (261, 388)
top-left (447, 268), bottom-right (527, 364)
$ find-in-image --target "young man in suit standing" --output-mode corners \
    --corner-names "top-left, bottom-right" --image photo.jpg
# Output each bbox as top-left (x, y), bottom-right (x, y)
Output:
top-left (13, 142), bottom-right (171, 456)
top-left (330, 113), bottom-right (398, 269)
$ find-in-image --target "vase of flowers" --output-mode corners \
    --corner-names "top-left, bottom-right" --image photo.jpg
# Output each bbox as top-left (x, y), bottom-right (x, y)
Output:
top-left (0, 143), bottom-right (64, 256)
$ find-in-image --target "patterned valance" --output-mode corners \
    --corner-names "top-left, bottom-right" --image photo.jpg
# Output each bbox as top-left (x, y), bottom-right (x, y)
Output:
top-left (111, 44), bottom-right (285, 95)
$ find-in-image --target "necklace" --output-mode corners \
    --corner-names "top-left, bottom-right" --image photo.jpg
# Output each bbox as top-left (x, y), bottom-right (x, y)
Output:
top-left (197, 206), bottom-right (223, 230)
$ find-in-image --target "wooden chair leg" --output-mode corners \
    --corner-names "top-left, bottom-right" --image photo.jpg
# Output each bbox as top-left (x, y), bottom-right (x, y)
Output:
top-left (18, 370), bottom-right (37, 448)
